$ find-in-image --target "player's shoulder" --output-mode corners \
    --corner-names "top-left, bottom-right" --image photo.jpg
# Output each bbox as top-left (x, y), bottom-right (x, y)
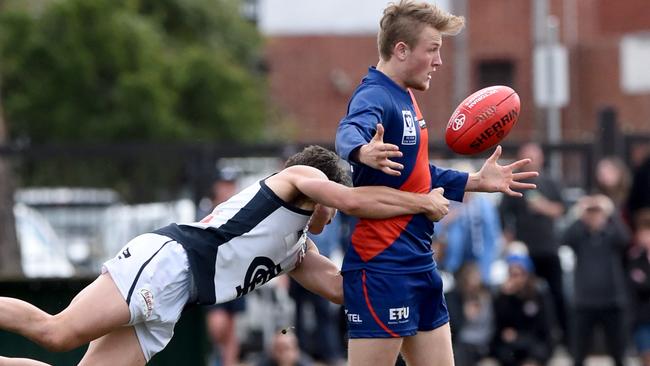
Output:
top-left (354, 83), bottom-right (391, 100)
top-left (276, 165), bottom-right (328, 182)
top-left (348, 84), bottom-right (392, 115)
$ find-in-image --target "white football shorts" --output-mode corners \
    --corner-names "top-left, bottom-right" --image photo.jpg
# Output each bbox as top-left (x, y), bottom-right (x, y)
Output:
top-left (102, 233), bottom-right (196, 361)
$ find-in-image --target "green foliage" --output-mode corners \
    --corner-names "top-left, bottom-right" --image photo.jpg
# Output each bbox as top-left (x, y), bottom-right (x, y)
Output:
top-left (132, 0), bottom-right (262, 64)
top-left (0, 0), bottom-right (266, 143)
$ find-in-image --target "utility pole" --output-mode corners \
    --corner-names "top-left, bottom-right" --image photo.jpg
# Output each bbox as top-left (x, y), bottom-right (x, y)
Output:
top-left (452, 0), bottom-right (470, 107)
top-left (533, 0), bottom-right (569, 179)
top-left (545, 16), bottom-right (562, 178)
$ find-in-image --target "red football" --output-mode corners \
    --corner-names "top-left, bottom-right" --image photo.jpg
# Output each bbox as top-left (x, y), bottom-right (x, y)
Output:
top-left (445, 85), bottom-right (520, 155)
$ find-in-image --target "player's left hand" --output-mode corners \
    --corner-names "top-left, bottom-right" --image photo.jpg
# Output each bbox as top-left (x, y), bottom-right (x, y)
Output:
top-left (471, 145), bottom-right (539, 197)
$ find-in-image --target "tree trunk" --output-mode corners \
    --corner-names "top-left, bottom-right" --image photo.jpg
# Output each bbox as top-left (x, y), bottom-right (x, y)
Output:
top-left (0, 86), bottom-right (23, 278)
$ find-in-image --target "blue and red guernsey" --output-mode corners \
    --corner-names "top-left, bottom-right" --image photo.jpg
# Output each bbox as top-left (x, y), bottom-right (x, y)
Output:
top-left (336, 67), bottom-right (469, 274)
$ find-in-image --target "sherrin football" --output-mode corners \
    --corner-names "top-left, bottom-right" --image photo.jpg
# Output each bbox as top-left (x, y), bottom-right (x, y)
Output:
top-left (445, 85), bottom-right (520, 155)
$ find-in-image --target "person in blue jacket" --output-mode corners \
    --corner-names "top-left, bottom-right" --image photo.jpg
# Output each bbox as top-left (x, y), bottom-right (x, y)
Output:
top-left (335, 2), bottom-right (538, 365)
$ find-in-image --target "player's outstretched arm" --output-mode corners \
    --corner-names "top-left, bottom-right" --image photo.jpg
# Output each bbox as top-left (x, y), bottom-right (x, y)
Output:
top-left (287, 166), bottom-right (448, 220)
top-left (288, 238), bottom-right (342, 304)
top-left (465, 145), bottom-right (539, 197)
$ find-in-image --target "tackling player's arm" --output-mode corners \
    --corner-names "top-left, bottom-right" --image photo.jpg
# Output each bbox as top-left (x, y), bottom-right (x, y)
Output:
top-left (281, 165), bottom-right (448, 221)
top-left (288, 238), bottom-right (342, 304)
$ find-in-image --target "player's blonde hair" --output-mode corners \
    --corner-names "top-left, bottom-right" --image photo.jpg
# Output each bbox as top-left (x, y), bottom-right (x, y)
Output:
top-left (378, 0), bottom-right (465, 61)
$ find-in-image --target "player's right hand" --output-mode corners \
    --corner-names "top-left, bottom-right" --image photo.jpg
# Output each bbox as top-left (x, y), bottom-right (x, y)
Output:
top-left (358, 123), bottom-right (403, 176)
top-left (425, 187), bottom-right (449, 222)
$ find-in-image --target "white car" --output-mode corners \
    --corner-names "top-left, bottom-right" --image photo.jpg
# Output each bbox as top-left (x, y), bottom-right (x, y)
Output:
top-left (13, 202), bottom-right (75, 278)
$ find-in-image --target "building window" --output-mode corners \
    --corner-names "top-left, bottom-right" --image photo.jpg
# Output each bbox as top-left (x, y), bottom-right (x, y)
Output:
top-left (477, 60), bottom-right (514, 88)
top-left (241, 0), bottom-right (259, 24)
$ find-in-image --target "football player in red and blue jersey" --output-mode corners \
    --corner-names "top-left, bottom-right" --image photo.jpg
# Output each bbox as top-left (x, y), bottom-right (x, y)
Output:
top-left (335, 2), bottom-right (538, 366)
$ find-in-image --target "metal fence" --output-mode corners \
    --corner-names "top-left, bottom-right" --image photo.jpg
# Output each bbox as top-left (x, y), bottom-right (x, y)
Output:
top-left (1, 131), bottom-right (649, 277)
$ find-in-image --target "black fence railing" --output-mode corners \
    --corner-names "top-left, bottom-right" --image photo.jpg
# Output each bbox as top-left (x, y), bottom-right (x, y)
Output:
top-left (1, 135), bottom-right (648, 205)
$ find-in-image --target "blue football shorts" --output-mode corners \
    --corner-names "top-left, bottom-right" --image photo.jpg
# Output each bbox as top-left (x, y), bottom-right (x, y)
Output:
top-left (343, 268), bottom-right (449, 338)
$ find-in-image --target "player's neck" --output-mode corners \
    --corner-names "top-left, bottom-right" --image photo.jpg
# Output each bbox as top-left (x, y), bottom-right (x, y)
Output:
top-left (376, 61), bottom-right (406, 89)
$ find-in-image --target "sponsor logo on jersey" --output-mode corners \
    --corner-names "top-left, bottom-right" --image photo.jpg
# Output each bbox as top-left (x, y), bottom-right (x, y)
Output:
top-left (236, 256), bottom-right (282, 298)
top-left (401, 110), bottom-right (416, 145)
top-left (139, 288), bottom-right (154, 319)
top-left (418, 119), bottom-right (427, 129)
top-left (118, 247), bottom-right (131, 260)
top-left (345, 309), bottom-right (363, 324)
top-left (389, 306), bottom-right (410, 321)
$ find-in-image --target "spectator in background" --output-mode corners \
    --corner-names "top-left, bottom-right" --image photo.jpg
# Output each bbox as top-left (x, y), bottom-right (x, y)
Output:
top-left (627, 220), bottom-right (650, 366)
top-left (446, 262), bottom-right (494, 366)
top-left (289, 213), bottom-right (345, 366)
top-left (437, 189), bottom-right (502, 285)
top-left (499, 142), bottom-right (567, 343)
top-left (563, 194), bottom-right (630, 366)
top-left (255, 331), bottom-right (313, 366)
top-left (628, 154), bottom-right (650, 228)
top-left (491, 254), bottom-right (554, 366)
top-left (201, 167), bottom-right (247, 366)
top-left (594, 156), bottom-right (631, 221)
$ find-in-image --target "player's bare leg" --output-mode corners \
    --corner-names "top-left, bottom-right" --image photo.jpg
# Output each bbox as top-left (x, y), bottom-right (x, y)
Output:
top-left (348, 337), bottom-right (402, 366)
top-left (0, 357), bottom-right (50, 366)
top-left (78, 326), bottom-right (145, 366)
top-left (0, 273), bottom-right (130, 353)
top-left (400, 323), bottom-right (454, 366)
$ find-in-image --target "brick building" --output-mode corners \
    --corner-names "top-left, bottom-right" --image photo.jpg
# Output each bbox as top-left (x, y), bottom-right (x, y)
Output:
top-left (258, 0), bottom-right (650, 145)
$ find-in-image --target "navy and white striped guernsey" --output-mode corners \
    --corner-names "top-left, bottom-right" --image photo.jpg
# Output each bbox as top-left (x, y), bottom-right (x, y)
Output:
top-left (154, 179), bottom-right (313, 305)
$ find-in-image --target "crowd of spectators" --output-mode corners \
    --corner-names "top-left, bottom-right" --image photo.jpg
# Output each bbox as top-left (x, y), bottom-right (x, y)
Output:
top-left (205, 144), bottom-right (650, 366)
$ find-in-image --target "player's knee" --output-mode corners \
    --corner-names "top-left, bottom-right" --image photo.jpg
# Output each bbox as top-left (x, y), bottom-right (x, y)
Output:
top-left (41, 334), bottom-right (78, 353)
top-left (38, 318), bottom-right (81, 352)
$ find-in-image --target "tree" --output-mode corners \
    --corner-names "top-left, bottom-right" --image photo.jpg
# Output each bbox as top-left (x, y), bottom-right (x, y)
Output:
top-left (0, 0), bottom-right (267, 144)
top-left (0, 86), bottom-right (22, 278)
top-left (0, 0), bottom-right (268, 203)
top-left (0, 0), bottom-right (22, 278)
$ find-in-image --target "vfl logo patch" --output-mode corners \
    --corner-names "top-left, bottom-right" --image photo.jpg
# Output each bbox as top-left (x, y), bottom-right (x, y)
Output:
top-left (401, 110), bottom-right (416, 145)
top-left (236, 257), bottom-right (282, 298)
top-left (139, 288), bottom-right (154, 319)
